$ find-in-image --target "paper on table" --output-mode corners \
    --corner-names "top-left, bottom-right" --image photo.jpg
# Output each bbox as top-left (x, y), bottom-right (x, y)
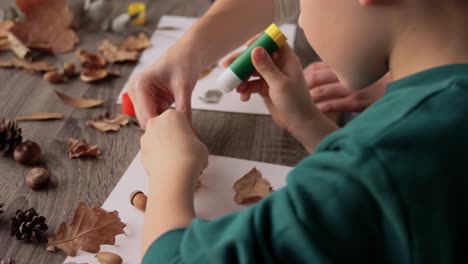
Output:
top-left (117, 15), bottom-right (297, 115)
top-left (64, 152), bottom-right (292, 264)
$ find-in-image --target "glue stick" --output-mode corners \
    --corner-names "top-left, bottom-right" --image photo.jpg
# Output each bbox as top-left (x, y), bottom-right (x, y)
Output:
top-left (216, 24), bottom-right (288, 93)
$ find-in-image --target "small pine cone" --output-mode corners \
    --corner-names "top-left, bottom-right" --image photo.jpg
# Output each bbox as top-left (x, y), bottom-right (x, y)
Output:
top-left (10, 208), bottom-right (48, 244)
top-left (0, 203), bottom-right (4, 215)
top-left (0, 257), bottom-right (15, 264)
top-left (0, 118), bottom-right (23, 157)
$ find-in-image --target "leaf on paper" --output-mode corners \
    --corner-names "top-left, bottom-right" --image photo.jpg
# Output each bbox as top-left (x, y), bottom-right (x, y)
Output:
top-left (55, 91), bottom-right (104, 109)
top-left (233, 168), bottom-right (273, 205)
top-left (10, 0), bottom-right (79, 53)
top-left (198, 89), bottom-right (223, 104)
top-left (199, 64), bottom-right (217, 80)
top-left (16, 112), bottom-right (64, 121)
top-left (0, 20), bottom-right (14, 38)
top-left (0, 57), bottom-right (56, 73)
top-left (67, 138), bottom-right (101, 159)
top-left (86, 114), bottom-right (130, 132)
top-left (98, 40), bottom-right (139, 63)
top-left (119, 33), bottom-right (152, 51)
top-left (47, 202), bottom-right (126, 256)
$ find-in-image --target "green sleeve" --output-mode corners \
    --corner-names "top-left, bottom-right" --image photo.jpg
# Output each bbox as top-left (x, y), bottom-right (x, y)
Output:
top-left (142, 140), bottom-right (410, 264)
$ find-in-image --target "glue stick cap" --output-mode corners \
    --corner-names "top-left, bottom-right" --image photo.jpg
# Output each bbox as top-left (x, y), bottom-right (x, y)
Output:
top-left (217, 67), bottom-right (243, 93)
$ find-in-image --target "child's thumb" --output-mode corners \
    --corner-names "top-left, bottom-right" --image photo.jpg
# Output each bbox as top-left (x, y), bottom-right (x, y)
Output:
top-left (251, 47), bottom-right (284, 85)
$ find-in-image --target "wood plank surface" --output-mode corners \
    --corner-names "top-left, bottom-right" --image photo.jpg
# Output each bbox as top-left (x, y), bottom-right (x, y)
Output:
top-left (0, 0), bottom-right (319, 263)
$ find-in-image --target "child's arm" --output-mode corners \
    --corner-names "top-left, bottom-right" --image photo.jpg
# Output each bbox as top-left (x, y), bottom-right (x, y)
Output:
top-left (140, 110), bottom-right (208, 256)
top-left (237, 45), bottom-right (339, 152)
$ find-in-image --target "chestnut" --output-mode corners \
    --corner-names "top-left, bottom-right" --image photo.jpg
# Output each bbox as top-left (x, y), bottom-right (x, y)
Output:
top-left (25, 167), bottom-right (51, 190)
top-left (129, 191), bottom-right (147, 212)
top-left (14, 140), bottom-right (42, 166)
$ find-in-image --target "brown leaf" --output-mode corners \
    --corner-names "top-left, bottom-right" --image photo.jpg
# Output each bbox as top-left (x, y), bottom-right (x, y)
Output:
top-left (80, 68), bottom-right (108, 82)
top-left (233, 168), bottom-right (273, 205)
top-left (0, 21), bottom-right (14, 38)
top-left (76, 49), bottom-right (107, 69)
top-left (0, 38), bottom-right (11, 51)
top-left (10, 0), bottom-right (79, 53)
top-left (47, 202), bottom-right (126, 256)
top-left (86, 114), bottom-right (130, 132)
top-left (55, 91), bottom-right (104, 109)
top-left (67, 138), bottom-right (101, 159)
top-left (15, 112), bottom-right (64, 121)
top-left (119, 33), bottom-right (152, 51)
top-left (0, 57), bottom-right (56, 73)
top-left (99, 40), bottom-right (139, 63)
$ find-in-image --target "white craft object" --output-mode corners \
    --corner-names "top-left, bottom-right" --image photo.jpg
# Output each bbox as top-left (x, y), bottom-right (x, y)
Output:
top-left (111, 13), bottom-right (132, 33)
top-left (87, 0), bottom-right (114, 25)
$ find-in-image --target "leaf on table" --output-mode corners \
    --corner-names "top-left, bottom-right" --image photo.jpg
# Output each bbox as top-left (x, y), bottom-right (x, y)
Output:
top-left (98, 40), bottom-right (139, 63)
top-left (15, 112), bottom-right (65, 121)
top-left (233, 167), bottom-right (273, 205)
top-left (198, 89), bottom-right (223, 104)
top-left (10, 0), bottom-right (79, 53)
top-left (76, 49), bottom-right (107, 69)
top-left (80, 68), bottom-right (108, 82)
top-left (157, 26), bottom-right (181, 31)
top-left (0, 38), bottom-right (11, 51)
top-left (0, 21), bottom-right (14, 38)
top-left (119, 33), bottom-right (152, 51)
top-left (67, 138), bottom-right (101, 159)
top-left (198, 64), bottom-right (217, 80)
top-left (47, 202), bottom-right (126, 256)
top-left (0, 57), bottom-right (56, 73)
top-left (86, 114), bottom-right (130, 132)
top-left (55, 91), bottom-right (104, 109)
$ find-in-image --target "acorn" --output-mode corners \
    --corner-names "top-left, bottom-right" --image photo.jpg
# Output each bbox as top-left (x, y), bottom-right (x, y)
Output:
top-left (96, 252), bottom-right (123, 264)
top-left (63, 63), bottom-right (76, 77)
top-left (13, 140), bottom-right (41, 166)
top-left (130, 190), bottom-right (147, 212)
top-left (25, 167), bottom-right (51, 190)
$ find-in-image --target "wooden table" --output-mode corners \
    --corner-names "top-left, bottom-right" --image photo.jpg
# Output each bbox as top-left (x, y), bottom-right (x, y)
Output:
top-left (0, 0), bottom-right (318, 262)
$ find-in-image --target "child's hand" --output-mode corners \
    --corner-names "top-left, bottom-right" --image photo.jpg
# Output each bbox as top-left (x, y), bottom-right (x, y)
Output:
top-left (140, 110), bottom-right (209, 188)
top-left (238, 45), bottom-right (339, 152)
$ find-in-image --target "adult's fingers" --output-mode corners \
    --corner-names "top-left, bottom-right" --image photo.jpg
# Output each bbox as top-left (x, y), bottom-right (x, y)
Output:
top-left (129, 78), bottom-right (159, 130)
top-left (304, 67), bottom-right (340, 89)
top-left (309, 83), bottom-right (351, 103)
top-left (174, 86), bottom-right (193, 123)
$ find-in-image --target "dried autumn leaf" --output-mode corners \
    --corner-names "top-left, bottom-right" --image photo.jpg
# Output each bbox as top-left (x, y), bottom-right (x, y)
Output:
top-left (233, 168), bottom-right (273, 205)
top-left (0, 38), bottom-right (10, 51)
top-left (77, 49), bottom-right (106, 69)
top-left (67, 138), bottom-right (101, 159)
top-left (0, 57), bottom-right (56, 73)
top-left (47, 202), bottom-right (126, 256)
top-left (10, 0), bottom-right (79, 53)
top-left (55, 91), bottom-right (104, 109)
top-left (0, 21), bottom-right (14, 38)
top-left (86, 114), bottom-right (130, 132)
top-left (80, 68), bottom-right (108, 82)
top-left (119, 33), bottom-right (152, 51)
top-left (16, 112), bottom-right (65, 121)
top-left (98, 40), bottom-right (139, 63)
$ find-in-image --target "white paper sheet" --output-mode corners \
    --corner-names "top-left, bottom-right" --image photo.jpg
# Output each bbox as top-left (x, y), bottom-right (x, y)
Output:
top-left (117, 15), bottom-right (297, 115)
top-left (64, 153), bottom-right (291, 264)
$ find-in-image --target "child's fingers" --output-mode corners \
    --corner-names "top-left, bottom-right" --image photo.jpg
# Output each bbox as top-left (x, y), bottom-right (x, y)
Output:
top-left (305, 68), bottom-right (341, 89)
top-left (222, 51), bottom-right (242, 68)
top-left (310, 83), bottom-right (350, 103)
top-left (252, 47), bottom-right (286, 86)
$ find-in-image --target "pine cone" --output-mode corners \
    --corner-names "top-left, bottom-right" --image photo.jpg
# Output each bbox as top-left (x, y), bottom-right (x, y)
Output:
top-left (0, 203), bottom-right (4, 215)
top-left (10, 208), bottom-right (48, 244)
top-left (0, 118), bottom-right (23, 157)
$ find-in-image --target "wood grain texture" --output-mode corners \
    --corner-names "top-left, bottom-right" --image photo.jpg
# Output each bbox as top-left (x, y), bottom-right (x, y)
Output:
top-left (0, 0), bottom-right (318, 263)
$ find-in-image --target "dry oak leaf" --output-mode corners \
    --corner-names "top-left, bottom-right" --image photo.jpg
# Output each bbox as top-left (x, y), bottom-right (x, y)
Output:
top-left (10, 0), bottom-right (79, 53)
top-left (47, 202), bottom-right (126, 257)
top-left (0, 57), bottom-right (56, 73)
top-left (98, 40), bottom-right (139, 63)
top-left (67, 138), bottom-right (101, 159)
top-left (16, 112), bottom-right (64, 121)
top-left (86, 114), bottom-right (130, 132)
top-left (76, 49), bottom-right (107, 69)
top-left (55, 91), bottom-right (104, 109)
top-left (233, 167), bottom-right (273, 205)
top-left (119, 33), bottom-right (152, 51)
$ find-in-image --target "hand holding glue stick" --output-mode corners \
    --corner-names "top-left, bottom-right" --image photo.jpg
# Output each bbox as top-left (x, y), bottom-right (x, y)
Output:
top-left (217, 24), bottom-right (288, 93)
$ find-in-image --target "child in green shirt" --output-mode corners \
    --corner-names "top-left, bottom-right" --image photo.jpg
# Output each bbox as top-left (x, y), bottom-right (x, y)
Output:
top-left (140, 0), bottom-right (468, 263)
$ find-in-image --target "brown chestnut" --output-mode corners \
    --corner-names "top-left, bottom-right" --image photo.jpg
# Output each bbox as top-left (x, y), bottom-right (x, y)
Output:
top-left (129, 191), bottom-right (147, 212)
top-left (25, 167), bottom-right (51, 190)
top-left (14, 140), bottom-right (42, 166)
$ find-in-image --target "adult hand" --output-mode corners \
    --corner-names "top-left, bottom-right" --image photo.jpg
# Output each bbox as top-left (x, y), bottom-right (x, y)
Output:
top-left (127, 46), bottom-right (201, 129)
top-left (305, 61), bottom-right (390, 113)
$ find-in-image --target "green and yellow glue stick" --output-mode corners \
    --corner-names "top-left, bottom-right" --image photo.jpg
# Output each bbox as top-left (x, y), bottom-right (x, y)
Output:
top-left (217, 24), bottom-right (288, 93)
